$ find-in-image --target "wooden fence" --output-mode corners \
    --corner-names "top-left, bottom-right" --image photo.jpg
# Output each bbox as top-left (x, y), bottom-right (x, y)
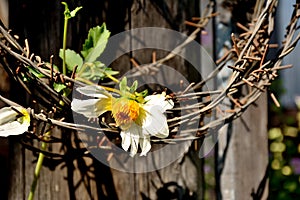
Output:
top-left (1, 0), bottom-right (272, 199)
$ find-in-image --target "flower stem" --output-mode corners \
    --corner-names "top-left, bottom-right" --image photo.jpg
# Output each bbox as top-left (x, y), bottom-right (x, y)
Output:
top-left (62, 17), bottom-right (68, 75)
top-left (75, 77), bottom-right (122, 94)
top-left (27, 131), bottom-right (51, 200)
top-left (104, 72), bottom-right (119, 83)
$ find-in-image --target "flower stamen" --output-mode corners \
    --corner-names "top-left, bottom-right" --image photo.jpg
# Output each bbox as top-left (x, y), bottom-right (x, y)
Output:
top-left (112, 98), bottom-right (140, 129)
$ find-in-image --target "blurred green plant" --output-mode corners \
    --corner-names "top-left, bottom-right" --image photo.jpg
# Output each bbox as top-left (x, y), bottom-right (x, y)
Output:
top-left (268, 100), bottom-right (300, 199)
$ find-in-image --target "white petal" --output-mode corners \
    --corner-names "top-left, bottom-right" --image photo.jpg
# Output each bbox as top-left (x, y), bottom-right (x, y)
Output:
top-left (120, 124), bottom-right (143, 157)
top-left (144, 94), bottom-right (164, 105)
top-left (142, 106), bottom-right (169, 138)
top-left (120, 130), bottom-right (131, 151)
top-left (76, 85), bottom-right (110, 98)
top-left (0, 121), bottom-right (28, 137)
top-left (145, 93), bottom-right (174, 112)
top-left (0, 107), bottom-right (18, 125)
top-left (0, 106), bottom-right (30, 137)
top-left (128, 124), bottom-right (142, 157)
top-left (162, 99), bottom-right (174, 111)
top-left (71, 98), bottom-right (109, 118)
top-left (139, 136), bottom-right (151, 156)
top-left (130, 132), bottom-right (139, 157)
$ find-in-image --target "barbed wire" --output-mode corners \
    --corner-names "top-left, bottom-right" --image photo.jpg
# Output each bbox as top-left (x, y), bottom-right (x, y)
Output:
top-left (0, 0), bottom-right (300, 156)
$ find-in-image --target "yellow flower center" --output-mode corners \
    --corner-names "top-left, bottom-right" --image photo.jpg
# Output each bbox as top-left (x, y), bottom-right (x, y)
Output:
top-left (17, 108), bottom-right (30, 125)
top-left (112, 98), bottom-right (141, 130)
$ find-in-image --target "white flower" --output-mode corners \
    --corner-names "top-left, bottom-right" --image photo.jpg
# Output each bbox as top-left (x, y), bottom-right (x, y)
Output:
top-left (0, 106), bottom-right (30, 137)
top-left (71, 85), bottom-right (174, 156)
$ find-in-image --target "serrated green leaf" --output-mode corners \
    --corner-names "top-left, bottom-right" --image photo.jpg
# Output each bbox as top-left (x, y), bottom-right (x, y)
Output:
top-left (59, 49), bottom-right (83, 72)
top-left (81, 24), bottom-right (110, 62)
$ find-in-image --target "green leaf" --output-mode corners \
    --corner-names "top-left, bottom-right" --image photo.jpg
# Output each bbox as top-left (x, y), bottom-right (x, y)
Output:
top-left (94, 61), bottom-right (105, 68)
top-left (77, 63), bottom-right (97, 80)
top-left (70, 6), bottom-right (82, 18)
top-left (63, 88), bottom-right (71, 97)
top-left (53, 83), bottom-right (67, 93)
top-left (134, 90), bottom-right (147, 103)
top-left (52, 64), bottom-right (61, 72)
top-left (103, 68), bottom-right (119, 76)
top-left (119, 77), bottom-right (127, 92)
top-left (130, 80), bottom-right (138, 93)
top-left (62, 2), bottom-right (82, 19)
top-left (59, 49), bottom-right (83, 72)
top-left (27, 66), bottom-right (45, 78)
top-left (77, 62), bottom-right (118, 81)
top-left (136, 89), bottom-right (148, 97)
top-left (81, 24), bottom-right (110, 62)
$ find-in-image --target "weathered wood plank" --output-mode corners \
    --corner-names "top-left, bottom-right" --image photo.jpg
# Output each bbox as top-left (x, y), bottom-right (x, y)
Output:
top-left (218, 94), bottom-right (269, 199)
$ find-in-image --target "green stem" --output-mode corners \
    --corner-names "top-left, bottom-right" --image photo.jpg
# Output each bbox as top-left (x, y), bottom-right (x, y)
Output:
top-left (59, 16), bottom-right (69, 106)
top-left (75, 77), bottom-right (122, 94)
top-left (104, 72), bottom-right (119, 83)
top-left (28, 3), bottom-right (81, 199)
top-left (62, 17), bottom-right (68, 75)
top-left (27, 132), bottom-right (51, 200)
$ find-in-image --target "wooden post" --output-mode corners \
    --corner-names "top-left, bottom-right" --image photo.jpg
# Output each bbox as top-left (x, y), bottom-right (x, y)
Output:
top-left (218, 95), bottom-right (269, 199)
top-left (215, 1), bottom-right (269, 199)
top-left (0, 0), bottom-right (8, 27)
